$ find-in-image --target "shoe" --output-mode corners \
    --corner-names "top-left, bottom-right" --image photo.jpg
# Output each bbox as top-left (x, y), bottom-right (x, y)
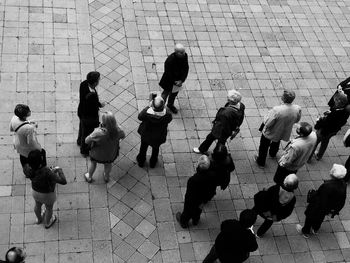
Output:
top-left (254, 155), bottom-right (265, 168)
top-left (175, 212), bottom-right (188, 228)
top-left (150, 158), bottom-right (157, 168)
top-left (193, 147), bottom-right (208, 155)
top-left (136, 155), bottom-right (144, 168)
top-left (296, 224), bottom-right (309, 238)
top-left (103, 173), bottom-right (109, 183)
top-left (192, 219), bottom-right (199, 226)
top-left (168, 105), bottom-right (178, 114)
top-left (310, 228), bottom-right (317, 235)
top-left (84, 173), bottom-right (93, 183)
top-left (45, 215), bottom-right (57, 229)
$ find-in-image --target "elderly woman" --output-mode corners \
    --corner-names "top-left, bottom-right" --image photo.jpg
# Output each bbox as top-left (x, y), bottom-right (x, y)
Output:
top-left (24, 150), bottom-right (67, 229)
top-left (253, 174), bottom-right (298, 237)
top-left (84, 112), bottom-right (125, 183)
top-left (9, 104), bottom-right (45, 167)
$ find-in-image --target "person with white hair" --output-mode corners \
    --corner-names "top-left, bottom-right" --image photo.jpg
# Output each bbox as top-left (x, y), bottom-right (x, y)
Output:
top-left (193, 89), bottom-right (245, 154)
top-left (175, 155), bottom-right (217, 228)
top-left (296, 164), bottom-right (347, 238)
top-left (253, 174), bottom-right (298, 237)
top-left (159, 43), bottom-right (189, 114)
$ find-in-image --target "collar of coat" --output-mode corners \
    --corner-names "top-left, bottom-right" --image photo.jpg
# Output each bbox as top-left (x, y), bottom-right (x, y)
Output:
top-left (147, 107), bottom-right (166, 116)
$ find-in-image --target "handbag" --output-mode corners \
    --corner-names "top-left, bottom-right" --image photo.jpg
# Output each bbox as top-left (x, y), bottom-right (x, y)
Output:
top-left (307, 189), bottom-right (317, 203)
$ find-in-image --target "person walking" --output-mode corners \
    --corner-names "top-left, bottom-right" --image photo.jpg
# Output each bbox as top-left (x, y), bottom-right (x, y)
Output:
top-left (193, 89), bottom-right (245, 154)
top-left (9, 104), bottom-right (46, 167)
top-left (23, 150), bottom-right (67, 229)
top-left (203, 209), bottom-right (258, 263)
top-left (137, 95), bottom-right (172, 168)
top-left (159, 43), bottom-right (189, 114)
top-left (328, 76), bottom-right (350, 108)
top-left (1, 247), bottom-right (26, 263)
top-left (274, 122), bottom-right (316, 185)
top-left (253, 174), bottom-right (298, 237)
top-left (296, 164), bottom-right (347, 238)
top-left (84, 112), bottom-right (125, 183)
top-left (254, 90), bottom-right (301, 167)
top-left (310, 91), bottom-right (349, 161)
top-left (77, 71), bottom-right (105, 156)
top-left (176, 155), bottom-right (217, 228)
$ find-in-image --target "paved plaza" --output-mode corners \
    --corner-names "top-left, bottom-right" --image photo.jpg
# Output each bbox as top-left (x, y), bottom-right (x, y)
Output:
top-left (1, 0), bottom-right (350, 262)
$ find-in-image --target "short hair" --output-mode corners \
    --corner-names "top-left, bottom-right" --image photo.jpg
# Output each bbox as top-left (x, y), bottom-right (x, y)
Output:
top-left (227, 89), bottom-right (242, 104)
top-left (239, 209), bottom-right (257, 228)
top-left (27, 149), bottom-right (43, 170)
top-left (298, 122), bottom-right (312, 137)
top-left (282, 90), bottom-right (296, 104)
top-left (152, 96), bottom-right (165, 112)
top-left (86, 71), bottom-right (100, 85)
top-left (175, 43), bottom-right (185, 53)
top-left (14, 104), bottom-right (30, 120)
top-left (197, 155), bottom-right (210, 171)
top-left (334, 92), bottom-right (348, 108)
top-left (5, 247), bottom-right (25, 263)
top-left (330, 163), bottom-right (347, 179)
top-left (283, 174), bottom-right (299, 191)
top-left (212, 143), bottom-right (228, 161)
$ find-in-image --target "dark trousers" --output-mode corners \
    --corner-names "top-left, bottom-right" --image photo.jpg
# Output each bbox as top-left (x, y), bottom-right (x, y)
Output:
top-left (310, 129), bottom-right (337, 160)
top-left (180, 202), bottom-right (202, 226)
top-left (257, 218), bottom-right (274, 236)
top-left (345, 155), bottom-right (350, 182)
top-left (161, 89), bottom-right (178, 107)
top-left (199, 132), bottom-right (226, 153)
top-left (137, 140), bottom-right (160, 164)
top-left (203, 245), bottom-right (218, 263)
top-left (80, 117), bottom-right (99, 154)
top-left (20, 148), bottom-right (47, 168)
top-left (302, 214), bottom-right (326, 234)
top-left (273, 165), bottom-right (297, 186)
top-left (77, 119), bottom-right (82, 145)
top-left (257, 134), bottom-right (280, 166)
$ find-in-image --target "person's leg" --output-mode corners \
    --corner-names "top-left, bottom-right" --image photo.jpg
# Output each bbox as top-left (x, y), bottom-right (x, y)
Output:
top-left (273, 165), bottom-right (295, 186)
top-left (269, 140), bottom-right (280, 157)
top-left (167, 92), bottom-right (178, 107)
top-left (191, 206), bottom-right (202, 225)
top-left (34, 201), bottom-right (43, 224)
top-left (198, 132), bottom-right (216, 153)
top-left (137, 140), bottom-right (148, 167)
top-left (309, 130), bottom-right (322, 161)
top-left (150, 145), bottom-right (160, 168)
top-left (40, 148), bottom-right (47, 167)
top-left (311, 214), bottom-right (326, 233)
top-left (44, 204), bottom-right (54, 227)
top-left (257, 219), bottom-right (274, 237)
top-left (203, 245), bottom-right (218, 263)
top-left (256, 134), bottom-right (271, 166)
top-left (77, 119), bottom-right (82, 145)
top-left (20, 155), bottom-right (28, 167)
top-left (80, 118), bottom-right (98, 155)
top-left (161, 89), bottom-right (171, 103)
top-left (344, 155), bottom-right (350, 182)
top-left (301, 215), bottom-right (313, 234)
top-left (316, 132), bottom-right (335, 159)
top-left (103, 163), bottom-right (112, 182)
top-left (87, 160), bottom-right (97, 180)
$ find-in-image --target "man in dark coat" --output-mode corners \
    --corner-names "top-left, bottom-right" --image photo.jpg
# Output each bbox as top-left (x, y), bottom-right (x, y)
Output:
top-left (253, 174), bottom-right (298, 237)
top-left (193, 89), bottom-right (245, 154)
top-left (203, 209), bottom-right (258, 263)
top-left (176, 155), bottom-right (217, 228)
top-left (328, 76), bottom-right (350, 108)
top-left (77, 71), bottom-right (105, 155)
top-left (297, 164), bottom-right (347, 238)
top-left (159, 43), bottom-right (189, 114)
top-left (137, 96), bottom-right (172, 168)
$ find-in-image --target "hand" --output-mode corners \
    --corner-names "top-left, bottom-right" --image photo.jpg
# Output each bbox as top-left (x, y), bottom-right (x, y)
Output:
top-left (174, 80), bottom-right (182, 87)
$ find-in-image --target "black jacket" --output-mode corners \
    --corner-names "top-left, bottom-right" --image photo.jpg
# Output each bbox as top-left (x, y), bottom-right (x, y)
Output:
top-left (209, 153), bottom-right (235, 190)
top-left (254, 185), bottom-right (296, 221)
top-left (77, 80), bottom-right (102, 118)
top-left (159, 52), bottom-right (189, 90)
top-left (137, 106), bottom-right (172, 147)
top-left (215, 219), bottom-right (258, 263)
top-left (317, 107), bottom-right (349, 136)
top-left (305, 179), bottom-right (347, 218)
top-left (212, 102), bottom-right (245, 141)
top-left (328, 77), bottom-right (350, 108)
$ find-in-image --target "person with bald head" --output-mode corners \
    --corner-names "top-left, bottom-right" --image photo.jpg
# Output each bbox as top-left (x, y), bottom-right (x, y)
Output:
top-left (253, 174), bottom-right (298, 237)
top-left (176, 155), bottom-right (217, 228)
top-left (159, 43), bottom-right (189, 114)
top-left (136, 94), bottom-right (172, 168)
top-left (1, 247), bottom-right (26, 263)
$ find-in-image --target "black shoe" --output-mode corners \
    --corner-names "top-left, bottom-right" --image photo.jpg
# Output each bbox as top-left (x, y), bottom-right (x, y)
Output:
top-left (136, 155), bottom-right (145, 168)
top-left (168, 105), bottom-right (178, 114)
top-left (150, 158), bottom-right (158, 168)
top-left (254, 155), bottom-right (264, 168)
top-left (176, 212), bottom-right (188, 228)
top-left (192, 219), bottom-right (199, 226)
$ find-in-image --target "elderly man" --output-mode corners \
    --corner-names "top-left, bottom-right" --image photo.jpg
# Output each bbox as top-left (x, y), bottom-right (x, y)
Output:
top-left (273, 122), bottom-right (317, 185)
top-left (297, 164), bottom-right (347, 238)
top-left (255, 90), bottom-right (301, 167)
top-left (159, 43), bottom-right (189, 114)
top-left (193, 89), bottom-right (245, 154)
top-left (137, 95), bottom-right (172, 168)
top-left (176, 155), bottom-right (217, 228)
top-left (1, 247), bottom-right (26, 263)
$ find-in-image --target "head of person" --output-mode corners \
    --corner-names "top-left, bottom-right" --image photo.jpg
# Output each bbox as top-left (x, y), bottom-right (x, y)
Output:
top-left (281, 90), bottom-right (296, 104)
top-left (296, 122), bottom-right (312, 137)
top-left (27, 149), bottom-right (44, 170)
top-left (152, 96), bottom-right (165, 112)
top-left (329, 164), bottom-right (347, 180)
top-left (197, 155), bottom-right (210, 171)
top-left (282, 173), bottom-right (299, 192)
top-left (101, 111), bottom-right (119, 139)
top-left (174, 43), bottom-right (186, 58)
top-left (14, 104), bottom-right (31, 121)
top-left (212, 143), bottom-right (228, 161)
top-left (5, 247), bottom-right (26, 263)
top-left (86, 71), bottom-right (100, 88)
top-left (334, 92), bottom-right (348, 108)
top-left (227, 89), bottom-right (242, 105)
top-left (239, 209), bottom-right (257, 228)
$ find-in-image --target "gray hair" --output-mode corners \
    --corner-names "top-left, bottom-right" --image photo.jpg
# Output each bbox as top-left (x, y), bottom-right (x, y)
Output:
top-left (227, 89), bottom-right (242, 104)
top-left (197, 155), bottom-right (210, 170)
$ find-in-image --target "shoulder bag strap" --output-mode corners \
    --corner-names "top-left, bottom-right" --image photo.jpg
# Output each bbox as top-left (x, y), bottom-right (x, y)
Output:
top-left (14, 122), bottom-right (30, 132)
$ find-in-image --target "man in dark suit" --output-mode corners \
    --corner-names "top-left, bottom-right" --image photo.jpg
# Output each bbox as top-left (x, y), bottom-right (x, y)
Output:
top-left (203, 209), bottom-right (258, 263)
top-left (159, 43), bottom-right (189, 114)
